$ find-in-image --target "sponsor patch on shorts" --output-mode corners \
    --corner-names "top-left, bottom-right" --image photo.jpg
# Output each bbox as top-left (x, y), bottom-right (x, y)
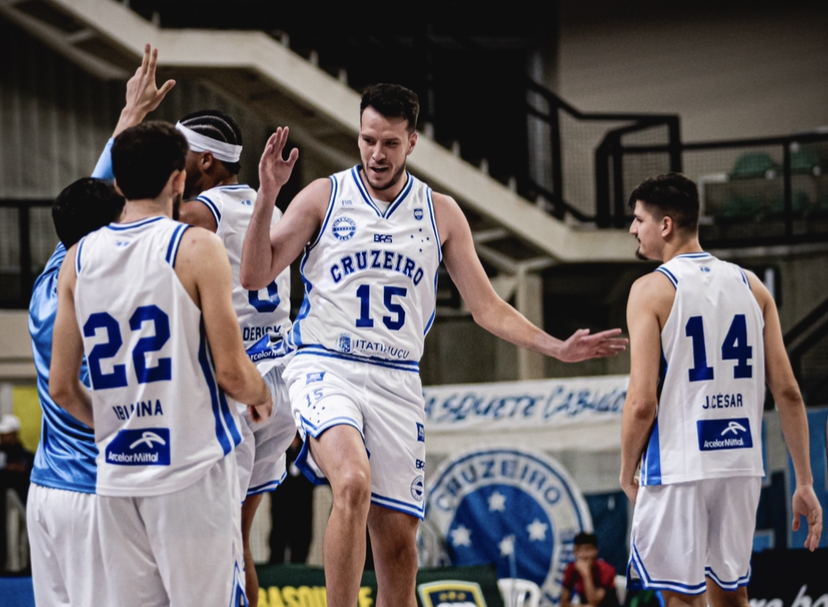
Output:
top-left (697, 418), bottom-right (753, 451)
top-left (105, 428), bottom-right (170, 465)
top-left (306, 372), bottom-right (326, 384)
top-left (410, 475), bottom-right (425, 502)
top-left (417, 422), bottom-right (425, 442)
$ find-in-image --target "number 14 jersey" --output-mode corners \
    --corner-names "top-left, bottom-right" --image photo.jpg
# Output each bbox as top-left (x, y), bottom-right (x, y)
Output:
top-left (641, 253), bottom-right (765, 486)
top-left (287, 166), bottom-right (442, 369)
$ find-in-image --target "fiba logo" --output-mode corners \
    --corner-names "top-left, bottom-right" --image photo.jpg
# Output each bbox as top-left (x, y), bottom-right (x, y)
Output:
top-left (424, 448), bottom-right (592, 606)
top-left (332, 216), bottom-right (357, 241)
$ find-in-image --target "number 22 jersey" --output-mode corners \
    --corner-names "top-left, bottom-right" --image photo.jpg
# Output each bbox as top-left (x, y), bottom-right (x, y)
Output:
top-left (74, 216), bottom-right (242, 497)
top-left (287, 166), bottom-right (442, 369)
top-left (640, 253), bottom-right (765, 486)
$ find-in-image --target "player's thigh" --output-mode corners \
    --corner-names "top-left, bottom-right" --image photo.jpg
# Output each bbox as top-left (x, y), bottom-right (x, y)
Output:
top-left (27, 484), bottom-right (101, 607)
top-left (629, 481), bottom-right (708, 594)
top-left (143, 455), bottom-right (244, 607)
top-left (704, 476), bottom-right (760, 591)
top-left (363, 367), bottom-right (426, 518)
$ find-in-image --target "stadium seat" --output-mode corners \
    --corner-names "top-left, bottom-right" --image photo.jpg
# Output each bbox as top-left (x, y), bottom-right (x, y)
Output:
top-left (729, 153), bottom-right (781, 180)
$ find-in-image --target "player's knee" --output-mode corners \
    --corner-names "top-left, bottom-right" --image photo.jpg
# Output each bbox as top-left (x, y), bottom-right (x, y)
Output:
top-left (333, 468), bottom-right (371, 512)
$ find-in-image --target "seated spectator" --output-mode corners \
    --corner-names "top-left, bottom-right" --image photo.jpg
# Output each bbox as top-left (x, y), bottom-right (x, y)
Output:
top-left (561, 532), bottom-right (619, 607)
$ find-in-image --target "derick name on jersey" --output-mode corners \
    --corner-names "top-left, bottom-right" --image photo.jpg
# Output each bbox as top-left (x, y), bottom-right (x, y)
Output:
top-left (289, 166), bottom-right (442, 366)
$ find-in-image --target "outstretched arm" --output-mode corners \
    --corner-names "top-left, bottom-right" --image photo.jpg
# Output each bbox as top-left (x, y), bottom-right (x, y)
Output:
top-left (92, 44), bottom-right (175, 179)
top-left (240, 128), bottom-right (322, 290)
top-left (437, 193), bottom-right (627, 362)
top-left (49, 248), bottom-right (94, 428)
top-left (748, 272), bottom-right (822, 550)
top-left (176, 228), bottom-right (272, 421)
top-left (619, 273), bottom-right (672, 503)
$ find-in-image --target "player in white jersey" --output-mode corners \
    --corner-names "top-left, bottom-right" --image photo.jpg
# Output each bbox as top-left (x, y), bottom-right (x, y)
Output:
top-left (620, 173), bottom-right (822, 606)
top-left (27, 44), bottom-right (174, 607)
top-left (175, 109), bottom-right (296, 607)
top-left (50, 121), bottom-right (273, 607)
top-left (241, 84), bottom-right (628, 607)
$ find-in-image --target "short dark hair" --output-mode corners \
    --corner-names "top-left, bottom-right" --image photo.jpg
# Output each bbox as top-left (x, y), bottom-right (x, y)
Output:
top-left (360, 84), bottom-right (420, 133)
top-left (112, 121), bottom-right (188, 201)
top-left (574, 532), bottom-right (598, 547)
top-left (52, 178), bottom-right (124, 248)
top-left (178, 109), bottom-right (243, 174)
top-left (628, 172), bottom-right (700, 232)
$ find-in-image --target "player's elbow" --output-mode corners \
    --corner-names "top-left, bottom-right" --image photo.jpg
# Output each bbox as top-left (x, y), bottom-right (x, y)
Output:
top-left (771, 381), bottom-right (804, 410)
top-left (215, 365), bottom-right (247, 398)
top-left (624, 395), bottom-right (657, 420)
top-left (49, 376), bottom-right (72, 410)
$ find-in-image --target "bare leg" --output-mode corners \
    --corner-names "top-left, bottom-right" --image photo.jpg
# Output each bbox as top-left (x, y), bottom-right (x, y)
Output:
top-left (706, 580), bottom-right (750, 607)
top-left (662, 591), bottom-right (706, 607)
top-left (367, 505), bottom-right (419, 607)
top-left (242, 493), bottom-right (264, 607)
top-left (310, 425), bottom-right (372, 607)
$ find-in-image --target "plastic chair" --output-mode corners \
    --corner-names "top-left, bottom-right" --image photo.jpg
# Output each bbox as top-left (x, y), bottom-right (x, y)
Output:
top-left (497, 578), bottom-right (541, 607)
top-left (729, 153), bottom-right (781, 180)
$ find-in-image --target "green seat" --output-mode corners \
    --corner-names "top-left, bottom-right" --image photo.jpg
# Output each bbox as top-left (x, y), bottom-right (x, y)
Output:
top-left (729, 152), bottom-right (781, 180)
top-left (768, 191), bottom-right (810, 218)
top-left (790, 147), bottom-right (823, 175)
top-left (721, 195), bottom-right (762, 220)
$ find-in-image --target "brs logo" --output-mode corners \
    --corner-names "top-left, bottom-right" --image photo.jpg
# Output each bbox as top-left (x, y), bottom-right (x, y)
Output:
top-left (374, 234), bottom-right (393, 243)
top-left (105, 428), bottom-right (171, 466)
top-left (697, 417), bottom-right (753, 451)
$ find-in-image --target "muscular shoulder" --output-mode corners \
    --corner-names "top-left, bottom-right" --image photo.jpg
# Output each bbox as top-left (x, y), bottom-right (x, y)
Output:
top-left (628, 271), bottom-right (676, 328)
top-left (430, 192), bottom-right (466, 244)
top-left (744, 269), bottom-right (772, 315)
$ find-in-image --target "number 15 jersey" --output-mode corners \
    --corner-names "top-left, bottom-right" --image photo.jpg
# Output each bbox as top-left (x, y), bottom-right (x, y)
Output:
top-left (287, 166), bottom-right (442, 369)
top-left (641, 253), bottom-right (765, 486)
top-left (74, 216), bottom-right (242, 497)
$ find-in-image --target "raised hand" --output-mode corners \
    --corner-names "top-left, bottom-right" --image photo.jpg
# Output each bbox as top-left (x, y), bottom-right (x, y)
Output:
top-left (558, 328), bottom-right (628, 363)
top-left (113, 44), bottom-right (176, 136)
top-left (258, 127), bottom-right (299, 193)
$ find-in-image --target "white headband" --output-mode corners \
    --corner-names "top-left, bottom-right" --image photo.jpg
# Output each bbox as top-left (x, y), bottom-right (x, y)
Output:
top-left (175, 122), bottom-right (243, 163)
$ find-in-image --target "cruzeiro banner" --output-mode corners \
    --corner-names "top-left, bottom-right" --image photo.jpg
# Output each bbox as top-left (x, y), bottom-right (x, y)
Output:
top-left (423, 375), bottom-right (628, 432)
top-left (422, 447), bottom-right (593, 607)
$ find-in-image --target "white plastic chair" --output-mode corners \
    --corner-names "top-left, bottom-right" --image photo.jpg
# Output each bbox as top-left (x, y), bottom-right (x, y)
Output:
top-left (497, 578), bottom-right (541, 607)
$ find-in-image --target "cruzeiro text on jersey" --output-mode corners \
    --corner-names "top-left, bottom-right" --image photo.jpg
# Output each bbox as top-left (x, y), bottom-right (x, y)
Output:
top-left (329, 249), bottom-right (425, 285)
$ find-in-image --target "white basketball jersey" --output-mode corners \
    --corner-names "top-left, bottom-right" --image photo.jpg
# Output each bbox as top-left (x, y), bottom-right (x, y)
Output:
top-left (288, 166), bottom-right (442, 369)
top-left (196, 185), bottom-right (291, 349)
top-left (74, 216), bottom-right (243, 497)
top-left (640, 253), bottom-right (765, 486)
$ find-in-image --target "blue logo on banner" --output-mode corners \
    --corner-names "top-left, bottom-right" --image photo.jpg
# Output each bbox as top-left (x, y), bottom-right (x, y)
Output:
top-left (424, 448), bottom-right (591, 606)
top-left (106, 428), bottom-right (170, 466)
top-left (697, 417), bottom-right (753, 451)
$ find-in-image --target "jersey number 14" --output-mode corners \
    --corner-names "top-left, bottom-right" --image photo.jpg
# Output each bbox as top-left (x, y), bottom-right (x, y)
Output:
top-left (685, 314), bottom-right (753, 382)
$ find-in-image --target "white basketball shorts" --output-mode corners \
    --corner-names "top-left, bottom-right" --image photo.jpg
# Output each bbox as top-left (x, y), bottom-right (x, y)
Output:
top-left (284, 352), bottom-right (427, 519)
top-left (236, 365), bottom-right (295, 498)
top-left (628, 475), bottom-right (761, 594)
top-left (94, 455), bottom-right (246, 607)
top-left (27, 484), bottom-right (102, 607)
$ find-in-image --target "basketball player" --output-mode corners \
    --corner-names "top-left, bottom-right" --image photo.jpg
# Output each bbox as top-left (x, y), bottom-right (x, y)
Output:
top-left (27, 44), bottom-right (172, 607)
top-left (176, 110), bottom-right (297, 607)
top-left (241, 83), bottom-right (628, 607)
top-left (50, 121), bottom-right (272, 606)
top-left (620, 173), bottom-right (822, 605)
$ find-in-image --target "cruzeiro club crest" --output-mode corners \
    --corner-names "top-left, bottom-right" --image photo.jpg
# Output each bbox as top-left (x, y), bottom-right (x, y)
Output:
top-left (424, 448), bottom-right (592, 606)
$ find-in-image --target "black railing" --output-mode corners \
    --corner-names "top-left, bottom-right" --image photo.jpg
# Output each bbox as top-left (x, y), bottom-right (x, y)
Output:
top-left (785, 296), bottom-right (828, 406)
top-left (603, 131), bottom-right (828, 246)
top-left (0, 200), bottom-right (53, 309)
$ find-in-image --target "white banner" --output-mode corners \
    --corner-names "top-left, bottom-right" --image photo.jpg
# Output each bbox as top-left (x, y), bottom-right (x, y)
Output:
top-left (423, 375), bottom-right (629, 433)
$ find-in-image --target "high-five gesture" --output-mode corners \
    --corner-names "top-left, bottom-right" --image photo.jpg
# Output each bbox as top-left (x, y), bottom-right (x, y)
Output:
top-left (258, 127), bottom-right (299, 195)
top-left (557, 328), bottom-right (628, 362)
top-left (113, 44), bottom-right (176, 137)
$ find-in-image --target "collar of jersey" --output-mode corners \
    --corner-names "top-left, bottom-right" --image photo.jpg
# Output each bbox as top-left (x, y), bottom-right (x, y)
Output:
top-left (675, 252), bottom-right (712, 259)
top-left (106, 216), bottom-right (166, 231)
top-left (351, 165), bottom-right (413, 219)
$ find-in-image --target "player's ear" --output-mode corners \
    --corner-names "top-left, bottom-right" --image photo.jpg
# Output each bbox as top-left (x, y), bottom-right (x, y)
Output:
top-left (112, 179), bottom-right (126, 199)
top-left (171, 169), bottom-right (187, 195)
top-left (407, 131), bottom-right (418, 155)
top-left (660, 214), bottom-right (674, 238)
top-left (201, 151), bottom-right (214, 171)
